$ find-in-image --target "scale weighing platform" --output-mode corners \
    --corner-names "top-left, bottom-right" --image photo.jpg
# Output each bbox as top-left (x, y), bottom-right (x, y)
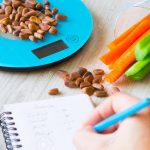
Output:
top-left (0, 0), bottom-right (93, 70)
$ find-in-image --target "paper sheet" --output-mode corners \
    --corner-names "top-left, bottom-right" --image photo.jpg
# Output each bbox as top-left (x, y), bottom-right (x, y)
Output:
top-left (4, 94), bottom-right (93, 150)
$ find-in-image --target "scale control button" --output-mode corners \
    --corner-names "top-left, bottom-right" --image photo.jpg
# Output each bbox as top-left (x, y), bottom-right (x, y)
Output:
top-left (66, 35), bottom-right (79, 43)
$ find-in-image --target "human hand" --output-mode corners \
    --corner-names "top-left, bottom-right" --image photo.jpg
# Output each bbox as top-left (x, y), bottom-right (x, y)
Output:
top-left (74, 93), bottom-right (150, 150)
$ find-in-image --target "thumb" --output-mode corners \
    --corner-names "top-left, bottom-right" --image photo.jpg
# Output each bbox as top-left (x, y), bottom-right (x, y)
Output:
top-left (74, 126), bottom-right (113, 150)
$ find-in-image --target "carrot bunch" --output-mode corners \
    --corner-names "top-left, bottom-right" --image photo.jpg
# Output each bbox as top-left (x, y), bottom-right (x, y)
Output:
top-left (100, 14), bottom-right (150, 83)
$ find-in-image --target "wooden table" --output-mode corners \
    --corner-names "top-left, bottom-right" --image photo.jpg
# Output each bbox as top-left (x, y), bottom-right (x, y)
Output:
top-left (0, 0), bottom-right (149, 149)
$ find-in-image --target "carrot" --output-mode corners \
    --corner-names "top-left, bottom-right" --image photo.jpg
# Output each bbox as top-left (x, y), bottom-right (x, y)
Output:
top-left (104, 30), bottom-right (150, 83)
top-left (100, 19), bottom-right (150, 65)
top-left (108, 59), bottom-right (116, 69)
top-left (109, 62), bottom-right (115, 69)
top-left (112, 30), bottom-right (150, 69)
top-left (105, 70), bottom-right (123, 83)
top-left (108, 14), bottom-right (150, 49)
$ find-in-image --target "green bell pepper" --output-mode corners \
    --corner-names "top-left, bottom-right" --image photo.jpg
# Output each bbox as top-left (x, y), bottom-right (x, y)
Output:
top-left (135, 34), bottom-right (150, 61)
top-left (125, 57), bottom-right (150, 80)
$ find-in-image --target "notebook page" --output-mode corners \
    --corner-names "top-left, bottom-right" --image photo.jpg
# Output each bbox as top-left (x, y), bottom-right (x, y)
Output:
top-left (3, 94), bottom-right (93, 150)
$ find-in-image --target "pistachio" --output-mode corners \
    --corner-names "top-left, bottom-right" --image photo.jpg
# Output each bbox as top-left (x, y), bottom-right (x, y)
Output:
top-left (28, 22), bottom-right (39, 31)
top-left (15, 13), bottom-right (21, 21)
top-left (94, 91), bottom-right (108, 97)
top-left (34, 32), bottom-right (43, 40)
top-left (20, 16), bottom-right (26, 22)
top-left (38, 13), bottom-right (45, 20)
top-left (82, 86), bottom-right (94, 96)
top-left (13, 29), bottom-right (20, 36)
top-left (24, 10), bottom-right (37, 18)
top-left (17, 6), bottom-right (24, 14)
top-left (21, 29), bottom-right (33, 34)
top-left (51, 20), bottom-right (57, 26)
top-left (49, 26), bottom-right (58, 34)
top-left (3, 0), bottom-right (12, 6)
top-left (25, 21), bottom-right (31, 25)
top-left (48, 88), bottom-right (59, 95)
top-left (45, 10), bottom-right (52, 17)
top-left (6, 24), bottom-right (13, 33)
top-left (45, 4), bottom-right (50, 10)
top-left (75, 77), bottom-right (84, 87)
top-left (0, 9), bottom-right (5, 14)
top-left (20, 22), bottom-right (28, 29)
top-left (5, 6), bottom-right (12, 15)
top-left (55, 14), bottom-right (67, 21)
top-left (12, 9), bottom-right (17, 14)
top-left (35, 3), bottom-right (43, 10)
top-left (0, 17), bottom-right (10, 25)
top-left (29, 35), bottom-right (37, 42)
top-left (25, 0), bottom-right (36, 9)
top-left (70, 72), bottom-right (81, 81)
top-left (0, 15), bottom-right (7, 21)
top-left (93, 69), bottom-right (105, 75)
top-left (42, 16), bottom-right (55, 24)
top-left (19, 32), bottom-right (29, 40)
top-left (9, 13), bottom-right (15, 20)
top-left (13, 25), bottom-right (22, 30)
top-left (92, 75), bottom-right (102, 84)
top-left (12, 1), bottom-right (22, 9)
top-left (56, 67), bottom-right (109, 98)
top-left (37, 29), bottom-right (45, 35)
top-left (52, 8), bottom-right (58, 15)
top-left (0, 24), bottom-right (7, 33)
top-left (0, 0), bottom-right (66, 42)
top-left (29, 16), bottom-right (41, 24)
top-left (92, 83), bottom-right (104, 91)
top-left (80, 82), bottom-right (91, 89)
top-left (22, 8), bottom-right (29, 16)
top-left (65, 80), bottom-right (78, 88)
top-left (42, 18), bottom-right (52, 25)
top-left (84, 75), bottom-right (94, 83)
top-left (12, 20), bottom-right (19, 26)
top-left (83, 71), bottom-right (93, 78)
top-left (77, 67), bottom-right (87, 76)
top-left (39, 23), bottom-right (50, 31)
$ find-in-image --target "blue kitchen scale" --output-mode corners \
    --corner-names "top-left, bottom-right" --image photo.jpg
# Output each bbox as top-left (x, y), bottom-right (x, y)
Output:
top-left (0, 0), bottom-right (93, 70)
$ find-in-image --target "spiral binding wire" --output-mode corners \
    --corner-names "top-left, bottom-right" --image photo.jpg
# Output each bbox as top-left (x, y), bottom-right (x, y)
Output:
top-left (0, 112), bottom-right (22, 150)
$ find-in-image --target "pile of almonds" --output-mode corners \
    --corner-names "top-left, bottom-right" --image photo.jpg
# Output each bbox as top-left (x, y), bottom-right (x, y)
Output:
top-left (0, 0), bottom-right (67, 42)
top-left (56, 67), bottom-right (110, 97)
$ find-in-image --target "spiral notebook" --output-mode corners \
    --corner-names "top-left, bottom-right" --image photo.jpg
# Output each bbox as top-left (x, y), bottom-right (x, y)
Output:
top-left (0, 94), bottom-right (93, 150)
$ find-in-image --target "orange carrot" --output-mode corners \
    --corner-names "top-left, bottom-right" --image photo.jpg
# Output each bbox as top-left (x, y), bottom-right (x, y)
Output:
top-left (112, 30), bottom-right (150, 69)
top-left (105, 48), bottom-right (135, 82)
top-left (108, 14), bottom-right (150, 49)
top-left (109, 62), bottom-right (115, 69)
top-left (108, 58), bottom-right (117, 69)
top-left (105, 70), bottom-right (123, 83)
top-left (104, 30), bottom-right (150, 83)
top-left (100, 19), bottom-right (150, 65)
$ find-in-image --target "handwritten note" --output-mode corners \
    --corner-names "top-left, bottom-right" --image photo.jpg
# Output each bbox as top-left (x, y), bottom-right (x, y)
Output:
top-left (4, 94), bottom-right (93, 150)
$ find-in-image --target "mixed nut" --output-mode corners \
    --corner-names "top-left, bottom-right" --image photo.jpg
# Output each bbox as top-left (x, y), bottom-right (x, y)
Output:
top-left (0, 0), bottom-right (67, 42)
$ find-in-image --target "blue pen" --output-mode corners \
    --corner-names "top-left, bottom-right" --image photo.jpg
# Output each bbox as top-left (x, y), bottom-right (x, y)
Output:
top-left (94, 98), bottom-right (150, 132)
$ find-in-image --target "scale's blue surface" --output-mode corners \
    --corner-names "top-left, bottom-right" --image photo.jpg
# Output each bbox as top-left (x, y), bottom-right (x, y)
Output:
top-left (0, 0), bottom-right (93, 69)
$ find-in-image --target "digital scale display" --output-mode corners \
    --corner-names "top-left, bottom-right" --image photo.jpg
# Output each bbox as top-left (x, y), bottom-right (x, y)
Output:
top-left (32, 40), bottom-right (69, 59)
